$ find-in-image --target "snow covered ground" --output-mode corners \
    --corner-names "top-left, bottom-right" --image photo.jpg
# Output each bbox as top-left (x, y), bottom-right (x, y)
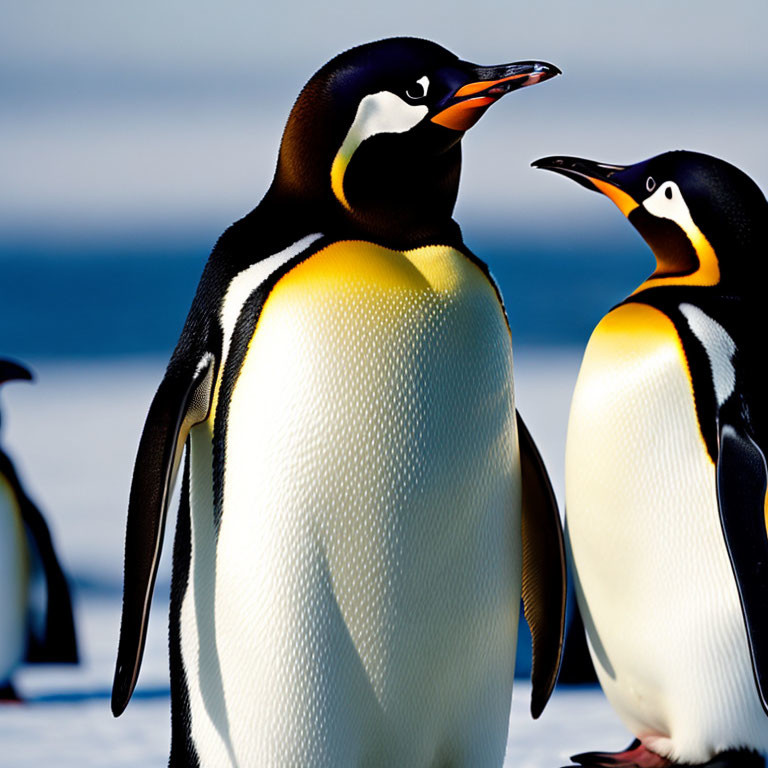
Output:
top-left (3, 596), bottom-right (629, 767)
top-left (0, 350), bottom-right (632, 766)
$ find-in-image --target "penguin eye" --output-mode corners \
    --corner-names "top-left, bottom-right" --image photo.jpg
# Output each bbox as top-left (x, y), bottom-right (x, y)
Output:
top-left (646, 177), bottom-right (656, 192)
top-left (404, 75), bottom-right (429, 102)
top-left (656, 181), bottom-right (676, 201)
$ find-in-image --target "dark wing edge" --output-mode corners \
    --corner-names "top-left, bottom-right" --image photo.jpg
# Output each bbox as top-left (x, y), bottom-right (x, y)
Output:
top-left (0, 450), bottom-right (78, 664)
top-left (716, 418), bottom-right (768, 715)
top-left (517, 410), bottom-right (567, 719)
top-left (21, 494), bottom-right (79, 664)
top-left (111, 354), bottom-right (216, 717)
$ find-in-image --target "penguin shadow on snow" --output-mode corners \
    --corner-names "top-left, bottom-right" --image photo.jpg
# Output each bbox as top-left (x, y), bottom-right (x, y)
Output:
top-left (559, 539), bottom-right (612, 684)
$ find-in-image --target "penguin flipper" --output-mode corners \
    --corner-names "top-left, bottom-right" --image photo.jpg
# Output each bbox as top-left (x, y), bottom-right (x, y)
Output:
top-left (112, 354), bottom-right (216, 717)
top-left (716, 417), bottom-right (768, 715)
top-left (21, 493), bottom-right (78, 665)
top-left (0, 450), bottom-right (78, 665)
top-left (517, 411), bottom-right (566, 718)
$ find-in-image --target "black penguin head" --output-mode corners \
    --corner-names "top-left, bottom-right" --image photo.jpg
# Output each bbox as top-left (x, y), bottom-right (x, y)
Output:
top-left (0, 360), bottom-right (32, 431)
top-left (533, 151), bottom-right (768, 293)
top-left (270, 38), bottom-right (560, 243)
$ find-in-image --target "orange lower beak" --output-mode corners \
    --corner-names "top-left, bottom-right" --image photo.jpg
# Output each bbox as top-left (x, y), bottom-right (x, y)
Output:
top-left (431, 61), bottom-right (560, 132)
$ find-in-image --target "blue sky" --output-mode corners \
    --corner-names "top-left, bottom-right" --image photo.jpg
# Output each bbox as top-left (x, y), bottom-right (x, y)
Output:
top-left (3, 0), bottom-right (767, 245)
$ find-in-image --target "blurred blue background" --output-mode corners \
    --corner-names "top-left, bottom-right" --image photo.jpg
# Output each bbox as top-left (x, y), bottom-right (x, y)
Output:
top-left (1, 2), bottom-right (767, 764)
top-left (3, 0), bottom-right (767, 356)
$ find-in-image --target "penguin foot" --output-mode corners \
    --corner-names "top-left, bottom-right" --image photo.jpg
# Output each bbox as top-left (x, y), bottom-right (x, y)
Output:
top-left (0, 682), bottom-right (20, 702)
top-left (565, 742), bottom-right (766, 768)
top-left (566, 740), bottom-right (672, 768)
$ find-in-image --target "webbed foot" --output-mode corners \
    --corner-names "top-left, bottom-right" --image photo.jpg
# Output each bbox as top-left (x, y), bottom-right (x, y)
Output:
top-left (564, 741), bottom-right (765, 768)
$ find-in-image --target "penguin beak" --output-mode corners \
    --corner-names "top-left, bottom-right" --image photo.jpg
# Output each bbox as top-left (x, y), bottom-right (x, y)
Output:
top-left (531, 155), bottom-right (639, 217)
top-left (431, 61), bottom-right (561, 132)
top-left (0, 360), bottom-right (33, 386)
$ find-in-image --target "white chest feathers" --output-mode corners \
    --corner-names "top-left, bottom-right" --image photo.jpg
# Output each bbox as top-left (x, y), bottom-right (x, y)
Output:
top-left (566, 302), bottom-right (768, 762)
top-left (181, 241), bottom-right (522, 766)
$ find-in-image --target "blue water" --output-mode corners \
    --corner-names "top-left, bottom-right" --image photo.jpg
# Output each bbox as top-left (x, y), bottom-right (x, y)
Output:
top-left (0, 228), bottom-right (651, 358)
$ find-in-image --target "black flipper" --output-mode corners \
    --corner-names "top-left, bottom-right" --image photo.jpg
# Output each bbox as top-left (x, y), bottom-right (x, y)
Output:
top-left (517, 411), bottom-right (567, 718)
top-left (716, 412), bottom-right (768, 715)
top-left (18, 479), bottom-right (79, 665)
top-left (111, 354), bottom-right (216, 717)
top-left (0, 456), bottom-right (78, 665)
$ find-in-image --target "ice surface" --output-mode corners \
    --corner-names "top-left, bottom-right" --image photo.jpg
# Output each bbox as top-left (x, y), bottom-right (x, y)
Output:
top-left (0, 352), bottom-right (631, 766)
top-left (2, 596), bottom-right (629, 768)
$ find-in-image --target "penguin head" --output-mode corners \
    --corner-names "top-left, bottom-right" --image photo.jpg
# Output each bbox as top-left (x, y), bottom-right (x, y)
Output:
top-left (0, 360), bottom-right (32, 431)
top-left (533, 151), bottom-right (768, 293)
top-left (270, 38), bottom-right (560, 243)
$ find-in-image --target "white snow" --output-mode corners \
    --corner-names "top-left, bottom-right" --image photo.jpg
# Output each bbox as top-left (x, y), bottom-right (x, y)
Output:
top-left (0, 350), bottom-right (632, 766)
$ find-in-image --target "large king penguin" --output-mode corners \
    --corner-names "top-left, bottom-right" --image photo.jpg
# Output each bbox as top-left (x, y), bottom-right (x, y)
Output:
top-left (0, 360), bottom-right (78, 699)
top-left (534, 151), bottom-right (768, 767)
top-left (112, 38), bottom-right (566, 766)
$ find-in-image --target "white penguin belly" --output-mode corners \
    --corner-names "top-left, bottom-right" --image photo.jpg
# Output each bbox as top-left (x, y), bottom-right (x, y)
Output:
top-left (0, 475), bottom-right (30, 685)
top-left (566, 302), bottom-right (768, 762)
top-left (182, 242), bottom-right (521, 767)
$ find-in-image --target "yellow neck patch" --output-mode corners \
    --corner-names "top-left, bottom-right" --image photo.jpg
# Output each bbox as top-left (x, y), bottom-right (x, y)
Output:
top-left (632, 223), bottom-right (720, 295)
top-left (330, 151), bottom-right (353, 211)
top-left (765, 491), bottom-right (768, 543)
top-left (266, 240), bottom-right (486, 296)
top-left (588, 174), bottom-right (721, 294)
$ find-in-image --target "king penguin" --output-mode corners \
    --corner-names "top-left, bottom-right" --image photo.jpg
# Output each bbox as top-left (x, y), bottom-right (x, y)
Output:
top-left (112, 38), bottom-right (566, 767)
top-left (0, 359), bottom-right (78, 699)
top-left (533, 151), bottom-right (768, 767)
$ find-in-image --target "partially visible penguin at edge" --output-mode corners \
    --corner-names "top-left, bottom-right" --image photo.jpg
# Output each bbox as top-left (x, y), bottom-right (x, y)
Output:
top-left (0, 359), bottom-right (78, 700)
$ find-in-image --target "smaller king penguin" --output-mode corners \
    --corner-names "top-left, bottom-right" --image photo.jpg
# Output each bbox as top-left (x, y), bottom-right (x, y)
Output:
top-left (112, 38), bottom-right (566, 767)
top-left (0, 360), bottom-right (78, 700)
top-left (533, 151), bottom-right (768, 768)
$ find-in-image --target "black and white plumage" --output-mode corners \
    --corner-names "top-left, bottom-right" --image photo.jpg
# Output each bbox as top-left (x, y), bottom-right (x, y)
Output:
top-left (534, 151), bottom-right (768, 767)
top-left (113, 38), bottom-right (565, 767)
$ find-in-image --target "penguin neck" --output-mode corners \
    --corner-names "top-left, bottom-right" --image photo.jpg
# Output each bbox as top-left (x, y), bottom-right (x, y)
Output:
top-left (629, 196), bottom-right (768, 297)
top-left (343, 152), bottom-right (463, 248)
top-left (629, 207), bottom-right (720, 294)
top-left (269, 142), bottom-right (464, 250)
